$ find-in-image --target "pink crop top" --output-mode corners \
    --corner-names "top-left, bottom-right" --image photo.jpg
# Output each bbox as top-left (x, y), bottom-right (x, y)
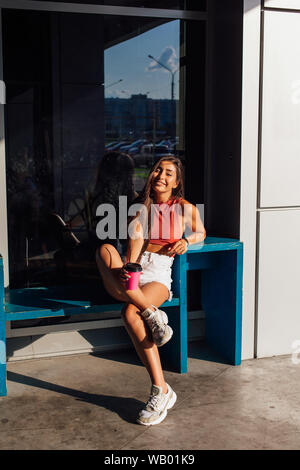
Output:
top-left (149, 197), bottom-right (183, 246)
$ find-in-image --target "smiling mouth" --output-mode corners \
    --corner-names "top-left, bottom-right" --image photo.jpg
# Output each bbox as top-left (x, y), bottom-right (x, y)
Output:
top-left (154, 181), bottom-right (166, 186)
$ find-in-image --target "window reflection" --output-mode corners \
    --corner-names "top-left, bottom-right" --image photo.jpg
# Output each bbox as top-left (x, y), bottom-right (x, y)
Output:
top-left (104, 19), bottom-right (180, 192)
top-left (32, 1), bottom-right (206, 11)
top-left (3, 10), bottom-right (184, 293)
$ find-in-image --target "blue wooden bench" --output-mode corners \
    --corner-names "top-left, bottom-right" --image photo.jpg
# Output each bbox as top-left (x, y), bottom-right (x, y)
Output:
top-left (0, 237), bottom-right (243, 397)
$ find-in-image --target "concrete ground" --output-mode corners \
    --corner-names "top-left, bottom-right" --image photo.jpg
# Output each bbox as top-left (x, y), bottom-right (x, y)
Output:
top-left (1, 342), bottom-right (300, 450)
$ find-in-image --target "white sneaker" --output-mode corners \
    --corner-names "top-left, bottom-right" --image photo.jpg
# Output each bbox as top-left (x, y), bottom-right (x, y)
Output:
top-left (137, 383), bottom-right (177, 426)
top-left (141, 306), bottom-right (173, 347)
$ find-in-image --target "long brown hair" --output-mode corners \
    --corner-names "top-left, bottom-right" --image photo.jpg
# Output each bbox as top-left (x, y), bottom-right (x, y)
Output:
top-left (141, 155), bottom-right (185, 204)
top-left (128, 156), bottom-right (185, 257)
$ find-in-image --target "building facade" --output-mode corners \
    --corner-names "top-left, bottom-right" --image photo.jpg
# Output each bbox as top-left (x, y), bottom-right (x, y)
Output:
top-left (0, 0), bottom-right (299, 362)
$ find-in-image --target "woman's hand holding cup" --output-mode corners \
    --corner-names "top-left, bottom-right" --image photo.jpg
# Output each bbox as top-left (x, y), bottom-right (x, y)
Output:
top-left (122, 262), bottom-right (143, 290)
top-left (119, 266), bottom-right (131, 285)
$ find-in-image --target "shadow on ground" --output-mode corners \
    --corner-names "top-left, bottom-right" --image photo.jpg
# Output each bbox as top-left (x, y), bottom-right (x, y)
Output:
top-left (188, 341), bottom-right (231, 365)
top-left (92, 341), bottom-right (231, 370)
top-left (92, 341), bottom-right (231, 369)
top-left (90, 348), bottom-right (141, 367)
top-left (7, 370), bottom-right (143, 424)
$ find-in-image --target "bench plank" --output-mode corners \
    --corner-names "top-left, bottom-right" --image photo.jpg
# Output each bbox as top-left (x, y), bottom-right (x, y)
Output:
top-left (4, 298), bottom-right (179, 321)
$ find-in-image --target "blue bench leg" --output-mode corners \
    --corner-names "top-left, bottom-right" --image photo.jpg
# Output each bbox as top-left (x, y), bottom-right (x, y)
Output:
top-left (0, 311), bottom-right (7, 396)
top-left (0, 361), bottom-right (7, 397)
top-left (0, 318), bottom-right (7, 396)
top-left (0, 258), bottom-right (7, 397)
top-left (160, 305), bottom-right (187, 373)
top-left (201, 248), bottom-right (243, 365)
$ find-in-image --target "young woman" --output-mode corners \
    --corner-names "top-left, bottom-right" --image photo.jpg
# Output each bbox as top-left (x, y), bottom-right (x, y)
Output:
top-left (96, 156), bottom-right (206, 426)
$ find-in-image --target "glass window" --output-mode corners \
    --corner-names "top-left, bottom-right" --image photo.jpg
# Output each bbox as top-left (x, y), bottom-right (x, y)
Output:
top-left (3, 10), bottom-right (182, 288)
top-left (3, 8), bottom-right (205, 328)
top-left (32, 1), bottom-right (207, 11)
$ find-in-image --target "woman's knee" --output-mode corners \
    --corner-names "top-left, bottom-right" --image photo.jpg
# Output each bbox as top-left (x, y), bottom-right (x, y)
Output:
top-left (121, 303), bottom-right (142, 327)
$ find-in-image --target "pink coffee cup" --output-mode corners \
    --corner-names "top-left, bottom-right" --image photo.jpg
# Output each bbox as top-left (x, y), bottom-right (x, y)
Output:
top-left (124, 262), bottom-right (142, 290)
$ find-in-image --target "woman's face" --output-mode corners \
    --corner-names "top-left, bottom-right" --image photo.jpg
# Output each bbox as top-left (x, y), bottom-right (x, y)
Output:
top-left (151, 160), bottom-right (178, 196)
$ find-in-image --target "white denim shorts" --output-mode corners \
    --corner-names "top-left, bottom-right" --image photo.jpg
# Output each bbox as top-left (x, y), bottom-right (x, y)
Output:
top-left (139, 251), bottom-right (174, 301)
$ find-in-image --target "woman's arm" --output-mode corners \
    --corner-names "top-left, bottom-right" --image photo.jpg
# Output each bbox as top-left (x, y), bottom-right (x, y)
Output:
top-left (126, 219), bottom-right (145, 263)
top-left (167, 199), bottom-right (206, 256)
top-left (120, 220), bottom-right (144, 284)
top-left (126, 236), bottom-right (144, 263)
top-left (182, 199), bottom-right (206, 245)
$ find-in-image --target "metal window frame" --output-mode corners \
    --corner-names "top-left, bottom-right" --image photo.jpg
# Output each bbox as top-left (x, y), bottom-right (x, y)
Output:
top-left (0, 8), bottom-right (8, 289)
top-left (0, 0), bottom-right (207, 19)
top-left (0, 0), bottom-right (206, 339)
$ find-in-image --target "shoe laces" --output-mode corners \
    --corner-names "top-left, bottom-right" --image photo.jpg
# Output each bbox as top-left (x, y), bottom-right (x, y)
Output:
top-left (146, 393), bottom-right (161, 411)
top-left (147, 311), bottom-right (165, 333)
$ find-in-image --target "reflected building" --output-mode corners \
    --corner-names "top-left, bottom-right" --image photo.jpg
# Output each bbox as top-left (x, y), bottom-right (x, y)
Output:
top-left (105, 94), bottom-right (177, 141)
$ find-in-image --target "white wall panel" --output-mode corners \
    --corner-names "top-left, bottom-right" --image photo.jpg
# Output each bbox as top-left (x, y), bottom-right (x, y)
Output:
top-left (256, 209), bottom-right (300, 357)
top-left (240, 0), bottom-right (261, 359)
top-left (260, 11), bottom-right (300, 207)
top-left (265, 0), bottom-right (300, 9)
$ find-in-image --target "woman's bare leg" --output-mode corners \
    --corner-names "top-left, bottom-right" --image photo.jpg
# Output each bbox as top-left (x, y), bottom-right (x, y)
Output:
top-left (121, 281), bottom-right (169, 394)
top-left (96, 243), bottom-right (157, 312)
top-left (96, 243), bottom-right (170, 392)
